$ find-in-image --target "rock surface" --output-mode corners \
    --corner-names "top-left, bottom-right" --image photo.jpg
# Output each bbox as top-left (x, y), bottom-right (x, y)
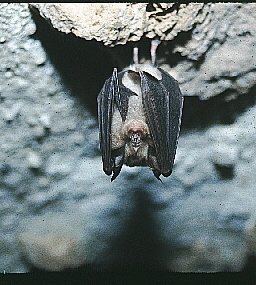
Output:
top-left (30, 3), bottom-right (256, 100)
top-left (30, 3), bottom-right (204, 45)
top-left (0, 3), bottom-right (256, 273)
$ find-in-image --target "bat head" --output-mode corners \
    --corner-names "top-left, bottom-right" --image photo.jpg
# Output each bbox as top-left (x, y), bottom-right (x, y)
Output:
top-left (125, 119), bottom-right (149, 149)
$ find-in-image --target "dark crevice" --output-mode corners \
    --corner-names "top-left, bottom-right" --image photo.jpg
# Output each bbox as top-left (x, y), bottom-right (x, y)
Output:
top-left (155, 3), bottom-right (181, 16)
top-left (146, 3), bottom-right (156, 12)
top-left (163, 23), bottom-right (178, 41)
top-left (163, 30), bottom-right (194, 67)
top-left (181, 85), bottom-right (256, 132)
top-left (214, 164), bottom-right (234, 180)
top-left (208, 70), bottom-right (256, 83)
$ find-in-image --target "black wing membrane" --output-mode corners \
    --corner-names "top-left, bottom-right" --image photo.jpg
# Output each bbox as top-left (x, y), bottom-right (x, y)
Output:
top-left (140, 68), bottom-right (183, 177)
top-left (159, 68), bottom-right (183, 174)
top-left (97, 68), bottom-right (136, 178)
top-left (97, 68), bottom-right (117, 175)
top-left (116, 71), bottom-right (135, 122)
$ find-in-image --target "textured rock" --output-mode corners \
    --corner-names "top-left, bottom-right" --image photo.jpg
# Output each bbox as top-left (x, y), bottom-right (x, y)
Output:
top-left (146, 3), bottom-right (205, 40)
top-left (30, 3), bottom-right (148, 46)
top-left (172, 3), bottom-right (256, 100)
top-left (29, 3), bottom-right (256, 101)
top-left (30, 3), bottom-right (204, 45)
top-left (18, 201), bottom-right (128, 271)
top-left (18, 213), bottom-right (88, 271)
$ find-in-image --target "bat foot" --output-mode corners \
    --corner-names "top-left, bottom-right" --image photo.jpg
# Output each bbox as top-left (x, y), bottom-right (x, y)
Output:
top-left (111, 176), bottom-right (116, 182)
top-left (151, 38), bottom-right (161, 67)
top-left (132, 47), bottom-right (139, 65)
top-left (111, 166), bottom-right (122, 181)
top-left (152, 169), bottom-right (162, 182)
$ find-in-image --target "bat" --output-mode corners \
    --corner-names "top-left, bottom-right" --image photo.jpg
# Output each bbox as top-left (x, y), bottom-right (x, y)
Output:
top-left (97, 40), bottom-right (183, 181)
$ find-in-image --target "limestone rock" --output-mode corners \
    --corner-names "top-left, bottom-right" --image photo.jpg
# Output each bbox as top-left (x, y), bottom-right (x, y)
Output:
top-left (29, 3), bottom-right (256, 100)
top-left (30, 3), bottom-right (148, 46)
top-left (30, 3), bottom-right (205, 46)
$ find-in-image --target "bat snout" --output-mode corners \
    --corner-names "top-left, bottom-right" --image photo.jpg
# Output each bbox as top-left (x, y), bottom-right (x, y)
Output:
top-left (128, 130), bottom-right (143, 147)
top-left (124, 119), bottom-right (149, 148)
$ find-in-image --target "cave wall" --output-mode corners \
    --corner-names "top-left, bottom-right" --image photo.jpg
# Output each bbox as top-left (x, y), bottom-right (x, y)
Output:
top-left (0, 3), bottom-right (256, 273)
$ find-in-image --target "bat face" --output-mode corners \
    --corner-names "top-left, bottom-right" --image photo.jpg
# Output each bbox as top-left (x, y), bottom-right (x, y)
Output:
top-left (97, 63), bottom-right (183, 181)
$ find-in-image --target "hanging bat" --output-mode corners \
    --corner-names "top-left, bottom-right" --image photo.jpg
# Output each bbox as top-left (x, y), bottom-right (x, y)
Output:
top-left (97, 40), bottom-right (183, 181)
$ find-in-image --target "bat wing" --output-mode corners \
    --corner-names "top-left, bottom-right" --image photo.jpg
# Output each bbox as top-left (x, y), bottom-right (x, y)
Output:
top-left (97, 68), bottom-right (117, 175)
top-left (140, 68), bottom-right (183, 178)
top-left (97, 68), bottom-right (136, 179)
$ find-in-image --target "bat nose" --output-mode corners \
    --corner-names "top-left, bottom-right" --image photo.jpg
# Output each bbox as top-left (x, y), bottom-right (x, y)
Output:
top-left (130, 132), bottom-right (142, 147)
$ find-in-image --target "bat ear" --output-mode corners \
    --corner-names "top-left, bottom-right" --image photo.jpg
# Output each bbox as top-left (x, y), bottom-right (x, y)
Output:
top-left (127, 70), bottom-right (140, 84)
top-left (141, 71), bottom-right (159, 83)
top-left (150, 39), bottom-right (161, 67)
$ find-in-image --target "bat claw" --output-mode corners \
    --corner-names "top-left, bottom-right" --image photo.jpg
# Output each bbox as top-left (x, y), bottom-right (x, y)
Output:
top-left (151, 38), bottom-right (161, 67)
top-left (152, 169), bottom-right (162, 182)
top-left (133, 47), bottom-right (139, 65)
top-left (111, 176), bottom-right (116, 182)
top-left (111, 166), bottom-right (122, 181)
